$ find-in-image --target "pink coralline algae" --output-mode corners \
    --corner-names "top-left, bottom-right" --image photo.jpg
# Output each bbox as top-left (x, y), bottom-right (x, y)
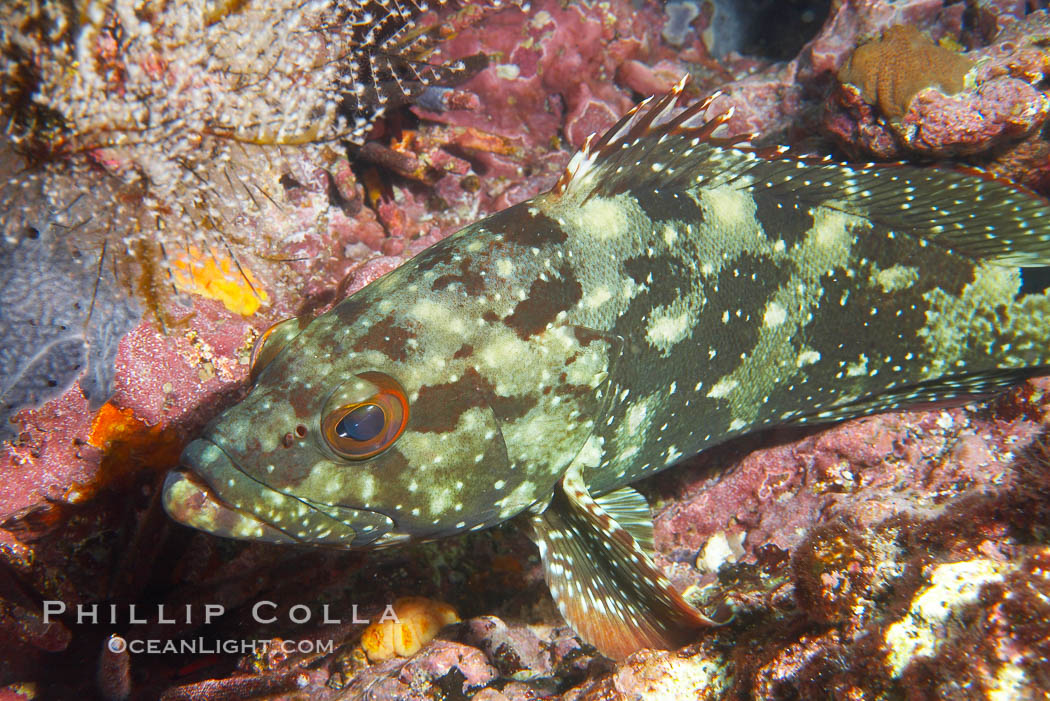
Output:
top-left (420, 0), bottom-right (677, 148)
top-left (2, 0), bottom-right (1050, 699)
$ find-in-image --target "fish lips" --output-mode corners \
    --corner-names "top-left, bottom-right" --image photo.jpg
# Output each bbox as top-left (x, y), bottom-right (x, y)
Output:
top-left (163, 439), bottom-right (397, 548)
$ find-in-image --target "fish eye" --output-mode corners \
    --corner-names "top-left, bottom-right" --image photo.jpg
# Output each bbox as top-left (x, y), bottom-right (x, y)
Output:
top-left (322, 372), bottom-right (408, 459)
top-left (250, 317), bottom-right (305, 382)
top-left (336, 404), bottom-right (385, 441)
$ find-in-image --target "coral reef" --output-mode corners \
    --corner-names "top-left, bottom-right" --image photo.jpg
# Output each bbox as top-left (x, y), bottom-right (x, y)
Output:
top-left (0, 0), bottom-right (496, 422)
top-left (0, 0), bottom-right (488, 278)
top-left (2, 0), bottom-right (1050, 698)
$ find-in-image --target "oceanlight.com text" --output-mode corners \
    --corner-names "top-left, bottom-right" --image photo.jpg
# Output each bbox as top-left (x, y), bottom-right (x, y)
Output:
top-left (106, 636), bottom-right (335, 655)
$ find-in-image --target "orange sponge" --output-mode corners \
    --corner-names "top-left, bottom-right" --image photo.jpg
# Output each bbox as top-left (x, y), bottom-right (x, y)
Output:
top-left (170, 246), bottom-right (267, 316)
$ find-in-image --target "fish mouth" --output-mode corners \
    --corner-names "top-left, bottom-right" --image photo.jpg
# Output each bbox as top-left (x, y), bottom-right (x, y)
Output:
top-left (162, 439), bottom-right (398, 548)
top-left (162, 469), bottom-right (299, 543)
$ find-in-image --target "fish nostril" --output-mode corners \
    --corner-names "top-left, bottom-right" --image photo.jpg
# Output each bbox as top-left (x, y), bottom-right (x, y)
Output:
top-left (282, 426), bottom-right (308, 447)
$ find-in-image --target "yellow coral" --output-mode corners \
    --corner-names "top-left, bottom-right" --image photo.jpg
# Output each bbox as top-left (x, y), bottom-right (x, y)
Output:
top-left (170, 246), bottom-right (268, 316)
top-left (359, 597), bottom-right (460, 662)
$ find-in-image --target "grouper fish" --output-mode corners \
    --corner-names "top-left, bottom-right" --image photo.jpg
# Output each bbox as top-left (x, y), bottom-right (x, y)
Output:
top-left (162, 80), bottom-right (1050, 659)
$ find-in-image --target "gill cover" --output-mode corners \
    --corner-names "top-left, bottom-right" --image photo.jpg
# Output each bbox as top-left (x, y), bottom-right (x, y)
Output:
top-left (250, 317), bottom-right (306, 382)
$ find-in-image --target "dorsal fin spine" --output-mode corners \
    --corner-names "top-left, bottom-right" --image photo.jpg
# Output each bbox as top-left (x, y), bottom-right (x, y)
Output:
top-left (549, 77), bottom-right (1050, 266)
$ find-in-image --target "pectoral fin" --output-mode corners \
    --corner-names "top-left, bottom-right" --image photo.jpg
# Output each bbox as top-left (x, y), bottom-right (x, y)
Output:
top-left (530, 464), bottom-right (721, 660)
top-left (594, 485), bottom-right (655, 553)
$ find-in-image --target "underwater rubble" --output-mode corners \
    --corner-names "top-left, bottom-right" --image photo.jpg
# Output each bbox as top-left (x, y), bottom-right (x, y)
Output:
top-left (2, 0), bottom-right (1050, 698)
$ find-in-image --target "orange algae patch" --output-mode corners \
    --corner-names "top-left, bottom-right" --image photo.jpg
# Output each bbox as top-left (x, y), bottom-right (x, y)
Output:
top-left (360, 597), bottom-right (460, 662)
top-left (170, 246), bottom-right (268, 316)
top-left (73, 403), bottom-right (182, 501)
top-left (447, 126), bottom-right (517, 156)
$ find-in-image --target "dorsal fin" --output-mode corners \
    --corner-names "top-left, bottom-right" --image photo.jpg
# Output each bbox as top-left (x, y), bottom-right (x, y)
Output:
top-left (548, 77), bottom-right (1050, 267)
top-left (530, 462), bottom-right (721, 660)
top-left (549, 78), bottom-right (752, 204)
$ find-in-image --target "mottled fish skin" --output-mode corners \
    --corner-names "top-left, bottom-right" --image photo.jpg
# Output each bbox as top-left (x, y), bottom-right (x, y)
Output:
top-left (163, 80), bottom-right (1050, 658)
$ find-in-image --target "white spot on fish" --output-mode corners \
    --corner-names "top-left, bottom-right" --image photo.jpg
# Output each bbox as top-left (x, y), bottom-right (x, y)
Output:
top-left (763, 301), bottom-right (787, 327)
top-left (846, 354), bottom-right (869, 377)
top-left (665, 445), bottom-right (681, 463)
top-left (573, 195), bottom-right (629, 241)
top-left (646, 307), bottom-right (691, 350)
top-left (662, 223), bottom-right (677, 245)
top-left (626, 403), bottom-right (648, 433)
top-left (586, 286), bottom-right (612, 308)
top-left (496, 258), bottom-right (515, 277)
top-left (707, 377), bottom-right (738, 399)
top-left (874, 264), bottom-right (919, 293)
top-left (797, 349), bottom-right (821, 367)
top-left (406, 298), bottom-right (451, 324)
top-left (699, 183), bottom-right (757, 237)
